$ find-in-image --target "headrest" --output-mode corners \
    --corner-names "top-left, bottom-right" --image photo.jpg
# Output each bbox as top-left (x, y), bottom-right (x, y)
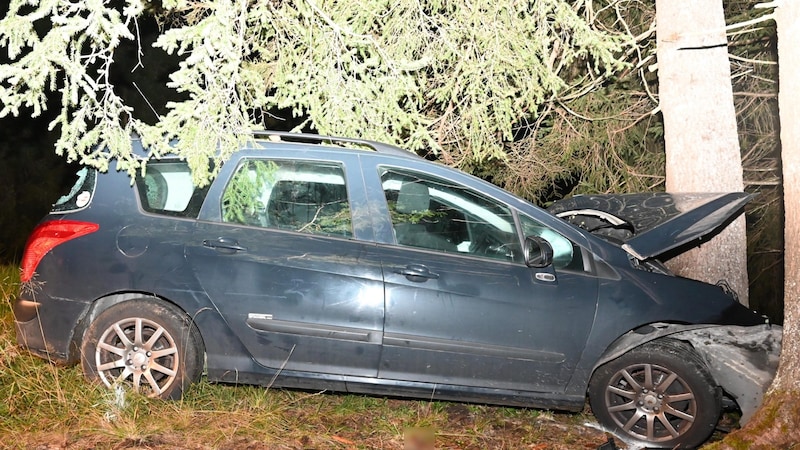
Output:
top-left (396, 181), bottom-right (429, 214)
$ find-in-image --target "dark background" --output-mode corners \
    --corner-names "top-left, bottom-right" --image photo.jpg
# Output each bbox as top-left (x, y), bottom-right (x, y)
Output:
top-left (0, 13), bottom-right (299, 263)
top-left (0, 14), bottom-right (175, 263)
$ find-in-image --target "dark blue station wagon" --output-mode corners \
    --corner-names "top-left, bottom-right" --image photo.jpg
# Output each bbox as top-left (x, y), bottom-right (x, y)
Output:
top-left (15, 132), bottom-right (781, 449)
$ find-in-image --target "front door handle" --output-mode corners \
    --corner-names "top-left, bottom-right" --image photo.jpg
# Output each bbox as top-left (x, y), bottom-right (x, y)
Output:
top-left (535, 272), bottom-right (556, 283)
top-left (393, 264), bottom-right (440, 282)
top-left (203, 237), bottom-right (247, 254)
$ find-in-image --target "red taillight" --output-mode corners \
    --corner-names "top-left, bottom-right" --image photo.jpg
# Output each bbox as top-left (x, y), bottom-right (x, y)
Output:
top-left (20, 220), bottom-right (100, 282)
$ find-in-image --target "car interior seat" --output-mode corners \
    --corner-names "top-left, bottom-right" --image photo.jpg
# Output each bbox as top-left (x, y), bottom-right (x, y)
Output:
top-left (393, 181), bottom-right (456, 251)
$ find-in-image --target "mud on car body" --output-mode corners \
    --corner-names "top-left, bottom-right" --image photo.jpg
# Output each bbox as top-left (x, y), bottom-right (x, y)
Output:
top-left (15, 132), bottom-right (781, 449)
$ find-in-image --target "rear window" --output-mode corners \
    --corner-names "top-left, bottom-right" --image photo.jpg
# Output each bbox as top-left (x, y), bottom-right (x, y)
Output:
top-left (52, 167), bottom-right (97, 213)
top-left (222, 158), bottom-right (352, 237)
top-left (135, 162), bottom-right (208, 218)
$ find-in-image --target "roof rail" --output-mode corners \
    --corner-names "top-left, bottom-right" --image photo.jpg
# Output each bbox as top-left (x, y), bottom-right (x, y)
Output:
top-left (250, 130), bottom-right (421, 159)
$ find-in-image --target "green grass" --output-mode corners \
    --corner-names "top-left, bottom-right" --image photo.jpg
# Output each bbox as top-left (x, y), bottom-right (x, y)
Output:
top-left (0, 265), bottom-right (609, 449)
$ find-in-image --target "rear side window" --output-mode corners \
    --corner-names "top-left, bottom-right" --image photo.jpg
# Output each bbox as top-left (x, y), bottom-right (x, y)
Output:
top-left (222, 158), bottom-right (352, 237)
top-left (52, 167), bottom-right (97, 213)
top-left (135, 162), bottom-right (208, 217)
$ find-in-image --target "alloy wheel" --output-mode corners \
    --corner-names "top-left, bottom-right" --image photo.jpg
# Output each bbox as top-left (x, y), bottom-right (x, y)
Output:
top-left (603, 362), bottom-right (698, 443)
top-left (94, 317), bottom-right (180, 397)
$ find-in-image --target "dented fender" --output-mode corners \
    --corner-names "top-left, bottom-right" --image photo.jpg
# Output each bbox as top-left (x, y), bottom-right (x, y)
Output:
top-left (673, 325), bottom-right (781, 424)
top-left (593, 323), bottom-right (781, 424)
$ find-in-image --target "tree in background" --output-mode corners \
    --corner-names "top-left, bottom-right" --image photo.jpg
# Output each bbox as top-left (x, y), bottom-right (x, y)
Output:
top-left (712, 0), bottom-right (799, 447)
top-left (0, 0), bottom-right (643, 189)
top-left (655, 0), bottom-right (749, 305)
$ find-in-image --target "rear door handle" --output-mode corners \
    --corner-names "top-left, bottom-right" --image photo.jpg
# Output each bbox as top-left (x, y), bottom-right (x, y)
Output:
top-left (393, 264), bottom-right (440, 282)
top-left (203, 237), bottom-right (247, 254)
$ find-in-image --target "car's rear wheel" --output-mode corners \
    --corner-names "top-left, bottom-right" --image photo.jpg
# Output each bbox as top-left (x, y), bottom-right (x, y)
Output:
top-left (588, 339), bottom-right (721, 449)
top-left (80, 299), bottom-right (204, 399)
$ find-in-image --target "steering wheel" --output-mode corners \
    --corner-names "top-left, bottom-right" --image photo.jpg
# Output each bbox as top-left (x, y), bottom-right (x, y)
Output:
top-left (471, 231), bottom-right (513, 259)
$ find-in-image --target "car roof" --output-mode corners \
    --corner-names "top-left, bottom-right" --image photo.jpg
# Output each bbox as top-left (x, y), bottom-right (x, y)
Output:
top-left (131, 131), bottom-right (424, 161)
top-left (251, 131), bottom-right (422, 159)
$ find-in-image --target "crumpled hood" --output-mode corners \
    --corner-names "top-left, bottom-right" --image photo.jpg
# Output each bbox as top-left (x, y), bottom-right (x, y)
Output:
top-left (548, 192), bottom-right (753, 260)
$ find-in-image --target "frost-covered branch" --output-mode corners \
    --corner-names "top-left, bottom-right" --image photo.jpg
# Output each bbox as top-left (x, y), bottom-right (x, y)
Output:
top-left (1, 0), bottom-right (637, 188)
top-left (0, 0), bottom-right (145, 174)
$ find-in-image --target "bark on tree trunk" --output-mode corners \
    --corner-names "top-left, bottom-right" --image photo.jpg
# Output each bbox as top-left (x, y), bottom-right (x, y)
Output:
top-left (771, 0), bottom-right (800, 395)
top-left (713, 1), bottom-right (800, 448)
top-left (656, 0), bottom-right (749, 306)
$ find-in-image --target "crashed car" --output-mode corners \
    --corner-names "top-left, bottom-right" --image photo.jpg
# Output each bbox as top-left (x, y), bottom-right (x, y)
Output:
top-left (16, 132), bottom-right (780, 449)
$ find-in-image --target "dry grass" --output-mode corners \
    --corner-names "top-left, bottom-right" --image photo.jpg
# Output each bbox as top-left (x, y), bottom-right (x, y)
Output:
top-left (0, 265), bottom-right (615, 449)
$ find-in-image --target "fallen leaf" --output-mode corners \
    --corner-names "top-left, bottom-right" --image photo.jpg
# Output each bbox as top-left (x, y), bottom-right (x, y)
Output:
top-left (332, 435), bottom-right (356, 446)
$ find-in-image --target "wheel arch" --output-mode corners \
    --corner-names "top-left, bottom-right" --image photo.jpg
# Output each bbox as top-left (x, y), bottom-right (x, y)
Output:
top-left (588, 321), bottom-right (781, 425)
top-left (68, 291), bottom-right (208, 365)
top-left (590, 322), bottom-right (704, 374)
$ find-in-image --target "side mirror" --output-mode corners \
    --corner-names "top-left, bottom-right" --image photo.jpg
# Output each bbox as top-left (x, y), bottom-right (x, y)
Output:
top-left (525, 236), bottom-right (554, 268)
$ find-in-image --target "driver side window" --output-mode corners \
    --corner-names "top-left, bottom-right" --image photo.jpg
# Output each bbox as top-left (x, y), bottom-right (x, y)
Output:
top-left (379, 168), bottom-right (520, 262)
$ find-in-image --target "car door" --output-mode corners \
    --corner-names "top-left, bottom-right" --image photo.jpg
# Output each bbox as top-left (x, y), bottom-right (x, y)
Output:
top-left (186, 155), bottom-right (384, 377)
top-left (369, 165), bottom-right (598, 393)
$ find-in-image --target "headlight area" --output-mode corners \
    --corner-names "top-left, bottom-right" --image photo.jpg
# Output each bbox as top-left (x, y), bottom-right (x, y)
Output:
top-left (673, 324), bottom-right (782, 424)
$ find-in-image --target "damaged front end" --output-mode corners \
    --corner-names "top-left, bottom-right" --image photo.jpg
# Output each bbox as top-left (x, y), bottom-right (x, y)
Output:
top-left (673, 325), bottom-right (781, 424)
top-left (598, 323), bottom-right (781, 424)
top-left (549, 192), bottom-right (754, 261)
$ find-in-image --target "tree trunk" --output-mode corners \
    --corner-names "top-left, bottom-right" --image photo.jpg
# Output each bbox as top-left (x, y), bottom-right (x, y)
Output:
top-left (771, 0), bottom-right (800, 396)
top-left (712, 1), bottom-right (800, 448)
top-left (656, 0), bottom-right (749, 306)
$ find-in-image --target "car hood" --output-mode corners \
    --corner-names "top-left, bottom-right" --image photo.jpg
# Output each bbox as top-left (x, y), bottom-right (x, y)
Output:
top-left (548, 192), bottom-right (753, 260)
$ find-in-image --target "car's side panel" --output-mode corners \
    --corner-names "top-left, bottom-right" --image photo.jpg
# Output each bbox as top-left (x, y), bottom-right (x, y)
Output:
top-left (376, 245), bottom-right (598, 392)
top-left (16, 160), bottom-right (214, 362)
top-left (187, 151), bottom-right (385, 377)
top-left (562, 266), bottom-right (767, 397)
top-left (187, 223), bottom-right (385, 377)
top-left (354, 156), bottom-right (600, 393)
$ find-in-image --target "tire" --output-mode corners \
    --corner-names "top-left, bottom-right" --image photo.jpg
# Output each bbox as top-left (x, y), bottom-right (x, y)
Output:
top-left (588, 339), bottom-right (721, 449)
top-left (81, 299), bottom-right (204, 399)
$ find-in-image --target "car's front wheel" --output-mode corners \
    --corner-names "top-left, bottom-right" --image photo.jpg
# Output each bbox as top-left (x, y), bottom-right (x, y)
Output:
top-left (588, 339), bottom-right (721, 449)
top-left (80, 299), bottom-right (204, 399)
